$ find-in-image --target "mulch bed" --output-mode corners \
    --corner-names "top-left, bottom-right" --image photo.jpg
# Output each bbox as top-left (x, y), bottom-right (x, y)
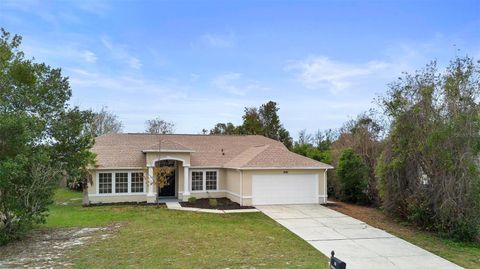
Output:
top-left (180, 197), bottom-right (255, 210)
top-left (84, 201), bottom-right (166, 207)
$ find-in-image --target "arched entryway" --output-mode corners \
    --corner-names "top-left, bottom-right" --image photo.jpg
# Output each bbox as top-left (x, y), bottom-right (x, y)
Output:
top-left (146, 155), bottom-right (191, 203)
top-left (155, 159), bottom-right (179, 198)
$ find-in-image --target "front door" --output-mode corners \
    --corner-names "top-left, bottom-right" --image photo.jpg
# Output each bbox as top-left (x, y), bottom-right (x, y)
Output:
top-left (159, 170), bottom-right (176, 197)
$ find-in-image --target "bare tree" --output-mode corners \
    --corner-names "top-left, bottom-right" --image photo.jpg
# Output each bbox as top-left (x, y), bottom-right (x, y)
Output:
top-left (145, 118), bottom-right (175, 134)
top-left (88, 107), bottom-right (123, 136)
top-left (298, 129), bottom-right (313, 145)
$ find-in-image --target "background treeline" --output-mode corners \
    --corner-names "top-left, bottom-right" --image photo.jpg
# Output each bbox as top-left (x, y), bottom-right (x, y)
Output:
top-left (205, 101), bottom-right (293, 149)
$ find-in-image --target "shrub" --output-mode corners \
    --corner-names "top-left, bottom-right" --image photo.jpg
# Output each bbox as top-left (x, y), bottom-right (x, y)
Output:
top-left (336, 148), bottom-right (368, 204)
top-left (187, 197), bottom-right (197, 204)
top-left (406, 193), bottom-right (435, 231)
top-left (208, 198), bottom-right (218, 208)
top-left (377, 56), bottom-right (480, 241)
top-left (0, 154), bottom-right (60, 245)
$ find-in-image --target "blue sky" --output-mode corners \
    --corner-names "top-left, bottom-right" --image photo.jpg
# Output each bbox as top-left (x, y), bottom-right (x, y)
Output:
top-left (1, 0), bottom-right (479, 137)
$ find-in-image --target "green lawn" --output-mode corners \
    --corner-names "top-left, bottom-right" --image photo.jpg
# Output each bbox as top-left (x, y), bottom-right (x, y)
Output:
top-left (44, 189), bottom-right (328, 269)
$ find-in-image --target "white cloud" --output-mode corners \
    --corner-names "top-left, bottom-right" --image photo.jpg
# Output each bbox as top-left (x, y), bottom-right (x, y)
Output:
top-left (68, 68), bottom-right (183, 96)
top-left (22, 40), bottom-right (100, 68)
top-left (286, 56), bottom-right (389, 93)
top-left (212, 72), bottom-right (269, 95)
top-left (190, 73), bottom-right (200, 81)
top-left (212, 72), bottom-right (242, 94)
top-left (101, 36), bottom-right (142, 69)
top-left (201, 31), bottom-right (236, 48)
top-left (128, 58), bottom-right (142, 69)
top-left (2, 0), bottom-right (99, 25)
top-left (76, 0), bottom-right (111, 16)
top-left (81, 50), bottom-right (97, 63)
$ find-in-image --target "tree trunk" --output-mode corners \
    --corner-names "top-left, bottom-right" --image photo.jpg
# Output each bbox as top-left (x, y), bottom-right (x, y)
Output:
top-left (82, 183), bottom-right (89, 206)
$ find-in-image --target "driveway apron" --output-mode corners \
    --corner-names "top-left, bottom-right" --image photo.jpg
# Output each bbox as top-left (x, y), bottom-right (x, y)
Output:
top-left (257, 204), bottom-right (463, 269)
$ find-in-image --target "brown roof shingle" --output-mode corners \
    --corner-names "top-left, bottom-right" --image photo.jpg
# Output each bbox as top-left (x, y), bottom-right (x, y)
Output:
top-left (143, 139), bottom-right (193, 152)
top-left (91, 133), bottom-right (332, 169)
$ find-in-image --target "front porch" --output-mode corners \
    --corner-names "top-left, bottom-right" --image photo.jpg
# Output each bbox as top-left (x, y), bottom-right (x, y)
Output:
top-left (145, 155), bottom-right (191, 203)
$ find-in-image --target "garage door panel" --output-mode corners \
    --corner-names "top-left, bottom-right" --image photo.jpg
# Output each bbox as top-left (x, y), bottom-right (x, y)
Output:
top-left (252, 174), bottom-right (318, 205)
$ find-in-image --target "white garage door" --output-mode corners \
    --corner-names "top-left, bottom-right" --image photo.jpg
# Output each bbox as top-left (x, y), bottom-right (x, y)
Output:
top-left (252, 174), bottom-right (318, 205)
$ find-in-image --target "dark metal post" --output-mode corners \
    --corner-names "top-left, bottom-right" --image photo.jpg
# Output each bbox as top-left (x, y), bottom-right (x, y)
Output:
top-left (330, 250), bottom-right (346, 269)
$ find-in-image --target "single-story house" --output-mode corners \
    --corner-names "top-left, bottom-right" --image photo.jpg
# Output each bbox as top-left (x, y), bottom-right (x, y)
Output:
top-left (87, 133), bottom-right (333, 206)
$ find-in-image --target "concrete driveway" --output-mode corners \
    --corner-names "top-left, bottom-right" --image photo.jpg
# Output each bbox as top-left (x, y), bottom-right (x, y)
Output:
top-left (257, 204), bottom-right (463, 269)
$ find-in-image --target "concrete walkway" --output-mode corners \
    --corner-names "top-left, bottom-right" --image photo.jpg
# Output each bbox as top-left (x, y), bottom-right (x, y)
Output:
top-left (257, 204), bottom-right (463, 269)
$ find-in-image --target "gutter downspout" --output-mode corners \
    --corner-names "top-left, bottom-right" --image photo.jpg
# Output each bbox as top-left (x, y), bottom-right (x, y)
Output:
top-left (324, 169), bottom-right (329, 204)
top-left (240, 170), bottom-right (243, 206)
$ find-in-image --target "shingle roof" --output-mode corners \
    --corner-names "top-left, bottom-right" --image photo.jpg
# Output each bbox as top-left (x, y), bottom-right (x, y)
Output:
top-left (223, 144), bottom-right (270, 168)
top-left (143, 139), bottom-right (193, 152)
top-left (91, 133), bottom-right (332, 170)
top-left (223, 144), bottom-right (332, 169)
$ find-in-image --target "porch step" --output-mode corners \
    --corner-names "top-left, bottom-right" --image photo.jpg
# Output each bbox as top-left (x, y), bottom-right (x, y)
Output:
top-left (166, 202), bottom-right (182, 209)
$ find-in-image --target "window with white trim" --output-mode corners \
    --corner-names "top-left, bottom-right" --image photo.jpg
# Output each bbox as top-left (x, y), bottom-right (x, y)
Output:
top-left (206, 171), bottom-right (217, 190)
top-left (115, 172), bottom-right (128, 193)
top-left (191, 171), bottom-right (203, 191)
top-left (131, 172), bottom-right (144, 193)
top-left (191, 170), bottom-right (218, 191)
top-left (98, 173), bottom-right (112, 194)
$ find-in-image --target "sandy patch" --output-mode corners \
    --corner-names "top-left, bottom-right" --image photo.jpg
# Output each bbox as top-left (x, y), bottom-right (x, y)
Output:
top-left (0, 224), bottom-right (120, 269)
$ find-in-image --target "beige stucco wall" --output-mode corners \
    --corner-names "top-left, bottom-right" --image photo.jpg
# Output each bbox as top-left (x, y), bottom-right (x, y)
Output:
top-left (225, 169), bottom-right (241, 203)
top-left (185, 191), bottom-right (228, 199)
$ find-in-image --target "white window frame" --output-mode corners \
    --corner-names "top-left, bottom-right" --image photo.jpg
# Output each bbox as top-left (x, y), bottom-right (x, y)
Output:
top-left (190, 169), bottom-right (219, 192)
top-left (95, 171), bottom-right (146, 196)
top-left (130, 172), bottom-right (145, 193)
top-left (114, 172), bottom-right (129, 194)
top-left (98, 172), bottom-right (113, 194)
